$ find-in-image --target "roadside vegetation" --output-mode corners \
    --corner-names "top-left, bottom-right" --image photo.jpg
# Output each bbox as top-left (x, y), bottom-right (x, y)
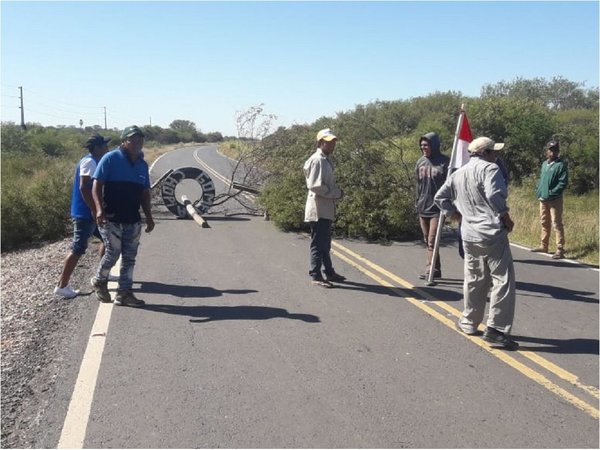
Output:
top-left (225, 77), bottom-right (599, 266)
top-left (508, 182), bottom-right (598, 265)
top-left (2, 77), bottom-right (598, 265)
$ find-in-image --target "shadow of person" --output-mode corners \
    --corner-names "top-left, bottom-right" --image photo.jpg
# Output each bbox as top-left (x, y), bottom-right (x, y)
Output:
top-left (419, 285), bottom-right (463, 302)
top-left (514, 258), bottom-right (597, 270)
top-left (516, 281), bottom-right (598, 304)
top-left (511, 335), bottom-right (599, 355)
top-left (136, 281), bottom-right (258, 298)
top-left (333, 280), bottom-right (409, 297)
top-left (141, 304), bottom-right (320, 324)
top-left (333, 280), bottom-right (464, 303)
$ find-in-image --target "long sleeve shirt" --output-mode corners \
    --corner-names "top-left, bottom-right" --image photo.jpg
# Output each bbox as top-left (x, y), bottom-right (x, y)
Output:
top-left (535, 158), bottom-right (568, 201)
top-left (434, 157), bottom-right (509, 243)
top-left (303, 148), bottom-right (342, 221)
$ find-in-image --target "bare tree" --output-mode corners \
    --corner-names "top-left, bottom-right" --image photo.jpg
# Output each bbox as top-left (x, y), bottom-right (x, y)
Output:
top-left (210, 104), bottom-right (278, 213)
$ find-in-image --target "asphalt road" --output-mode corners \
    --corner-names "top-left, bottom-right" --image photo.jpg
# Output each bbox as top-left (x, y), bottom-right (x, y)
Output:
top-left (39, 145), bottom-right (599, 448)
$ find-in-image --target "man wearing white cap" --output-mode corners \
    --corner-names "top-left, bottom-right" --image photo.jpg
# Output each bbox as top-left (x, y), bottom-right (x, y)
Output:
top-left (303, 128), bottom-right (346, 287)
top-left (434, 136), bottom-right (518, 350)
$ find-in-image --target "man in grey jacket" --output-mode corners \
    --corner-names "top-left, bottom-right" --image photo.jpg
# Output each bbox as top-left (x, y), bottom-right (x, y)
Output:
top-left (303, 128), bottom-right (346, 288)
top-left (434, 137), bottom-right (518, 350)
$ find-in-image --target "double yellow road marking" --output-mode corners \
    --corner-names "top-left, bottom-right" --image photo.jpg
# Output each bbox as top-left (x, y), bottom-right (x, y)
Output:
top-left (332, 240), bottom-right (599, 419)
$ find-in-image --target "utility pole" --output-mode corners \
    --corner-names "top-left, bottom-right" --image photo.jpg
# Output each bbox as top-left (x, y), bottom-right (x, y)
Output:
top-left (104, 106), bottom-right (107, 130)
top-left (149, 116), bottom-right (152, 126)
top-left (18, 86), bottom-right (26, 130)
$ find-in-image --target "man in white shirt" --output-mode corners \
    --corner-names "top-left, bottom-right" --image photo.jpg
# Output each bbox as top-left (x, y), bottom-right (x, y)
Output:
top-left (54, 134), bottom-right (110, 298)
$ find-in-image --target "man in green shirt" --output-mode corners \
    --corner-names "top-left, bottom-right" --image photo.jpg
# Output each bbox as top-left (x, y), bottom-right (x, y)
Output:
top-left (531, 140), bottom-right (569, 259)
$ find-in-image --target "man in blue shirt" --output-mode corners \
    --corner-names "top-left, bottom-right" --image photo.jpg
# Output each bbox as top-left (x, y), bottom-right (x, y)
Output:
top-left (91, 125), bottom-right (155, 306)
top-left (54, 134), bottom-right (110, 298)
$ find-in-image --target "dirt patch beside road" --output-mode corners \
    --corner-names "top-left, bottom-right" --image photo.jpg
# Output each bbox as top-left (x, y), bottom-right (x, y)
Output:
top-left (1, 238), bottom-right (99, 448)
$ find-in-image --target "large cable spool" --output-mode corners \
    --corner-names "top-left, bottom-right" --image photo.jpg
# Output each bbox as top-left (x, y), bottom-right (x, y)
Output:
top-left (161, 167), bottom-right (215, 218)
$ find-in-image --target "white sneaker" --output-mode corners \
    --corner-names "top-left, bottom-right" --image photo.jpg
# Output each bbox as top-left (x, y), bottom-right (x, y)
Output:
top-left (54, 285), bottom-right (80, 298)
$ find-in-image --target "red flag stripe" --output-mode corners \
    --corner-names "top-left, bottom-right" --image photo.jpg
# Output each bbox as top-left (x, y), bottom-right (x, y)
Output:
top-left (459, 112), bottom-right (473, 142)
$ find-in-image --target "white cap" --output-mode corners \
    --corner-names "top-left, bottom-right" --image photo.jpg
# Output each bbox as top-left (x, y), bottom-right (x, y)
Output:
top-left (468, 136), bottom-right (505, 154)
top-left (316, 128), bottom-right (337, 142)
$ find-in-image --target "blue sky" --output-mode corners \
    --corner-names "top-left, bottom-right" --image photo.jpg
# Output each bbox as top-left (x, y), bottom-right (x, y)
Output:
top-left (1, 1), bottom-right (598, 136)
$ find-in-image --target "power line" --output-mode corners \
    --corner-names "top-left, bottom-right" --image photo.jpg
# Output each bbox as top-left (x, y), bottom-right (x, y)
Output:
top-left (26, 107), bottom-right (103, 121)
top-left (23, 87), bottom-right (104, 110)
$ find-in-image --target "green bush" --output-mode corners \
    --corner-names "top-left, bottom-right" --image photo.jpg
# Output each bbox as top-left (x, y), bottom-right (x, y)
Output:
top-left (259, 172), bottom-right (307, 231)
top-left (1, 157), bottom-right (72, 251)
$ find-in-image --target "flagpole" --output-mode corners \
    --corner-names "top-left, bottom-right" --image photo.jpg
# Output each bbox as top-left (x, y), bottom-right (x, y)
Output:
top-left (426, 104), bottom-right (465, 286)
top-left (448, 104), bottom-right (466, 171)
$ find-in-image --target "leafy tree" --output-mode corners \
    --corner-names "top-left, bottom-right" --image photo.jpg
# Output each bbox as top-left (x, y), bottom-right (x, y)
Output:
top-left (169, 119), bottom-right (198, 142)
top-left (206, 131), bottom-right (223, 142)
top-left (169, 119), bottom-right (197, 132)
top-left (554, 108), bottom-right (599, 193)
top-left (481, 76), bottom-right (598, 110)
top-left (468, 96), bottom-right (555, 184)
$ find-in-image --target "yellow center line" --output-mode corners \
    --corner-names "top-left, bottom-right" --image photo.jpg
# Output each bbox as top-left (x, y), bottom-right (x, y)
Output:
top-left (332, 240), bottom-right (600, 398)
top-left (331, 241), bottom-right (600, 419)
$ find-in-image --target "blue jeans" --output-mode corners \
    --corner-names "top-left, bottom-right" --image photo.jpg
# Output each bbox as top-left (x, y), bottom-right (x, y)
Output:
top-left (96, 222), bottom-right (142, 292)
top-left (71, 218), bottom-right (101, 255)
top-left (309, 219), bottom-right (334, 279)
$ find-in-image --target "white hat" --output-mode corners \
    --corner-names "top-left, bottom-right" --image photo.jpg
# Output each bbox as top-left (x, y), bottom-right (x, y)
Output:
top-left (316, 128), bottom-right (337, 142)
top-left (468, 136), bottom-right (505, 154)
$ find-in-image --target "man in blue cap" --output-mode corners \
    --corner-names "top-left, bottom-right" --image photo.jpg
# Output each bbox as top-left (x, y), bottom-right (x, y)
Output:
top-left (91, 125), bottom-right (154, 306)
top-left (54, 134), bottom-right (110, 298)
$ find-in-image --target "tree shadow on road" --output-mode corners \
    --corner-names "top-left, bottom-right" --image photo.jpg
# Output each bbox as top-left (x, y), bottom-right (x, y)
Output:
top-left (142, 304), bottom-right (320, 324)
top-left (512, 335), bottom-right (599, 355)
top-left (136, 281), bottom-right (257, 298)
top-left (516, 281), bottom-right (598, 304)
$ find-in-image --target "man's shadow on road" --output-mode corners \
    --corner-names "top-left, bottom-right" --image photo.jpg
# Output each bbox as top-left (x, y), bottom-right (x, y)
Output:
top-left (332, 280), bottom-right (463, 302)
top-left (136, 281), bottom-right (319, 324)
top-left (516, 281), bottom-right (598, 304)
top-left (514, 258), bottom-right (598, 270)
top-left (332, 280), bottom-right (417, 299)
top-left (142, 304), bottom-right (320, 324)
top-left (512, 335), bottom-right (599, 355)
top-left (136, 281), bottom-right (256, 298)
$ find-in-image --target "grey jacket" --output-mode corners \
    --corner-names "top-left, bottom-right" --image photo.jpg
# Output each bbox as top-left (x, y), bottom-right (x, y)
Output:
top-left (415, 132), bottom-right (449, 217)
top-left (303, 149), bottom-right (342, 221)
top-left (434, 156), bottom-right (509, 243)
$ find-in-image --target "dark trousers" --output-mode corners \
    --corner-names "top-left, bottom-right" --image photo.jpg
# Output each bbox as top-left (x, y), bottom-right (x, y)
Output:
top-left (309, 219), bottom-right (333, 279)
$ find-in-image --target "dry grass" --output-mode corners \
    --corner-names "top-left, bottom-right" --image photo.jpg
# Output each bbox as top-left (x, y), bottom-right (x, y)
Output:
top-left (509, 185), bottom-right (599, 266)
